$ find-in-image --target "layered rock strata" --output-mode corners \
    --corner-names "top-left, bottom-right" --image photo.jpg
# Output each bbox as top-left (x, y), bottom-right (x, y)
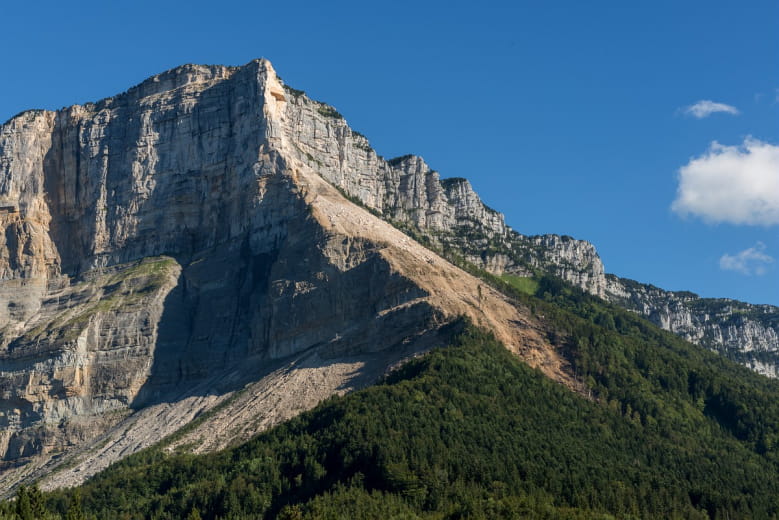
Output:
top-left (273, 78), bottom-right (779, 375)
top-left (1, 60), bottom-right (565, 491)
top-left (1, 56), bottom-right (777, 492)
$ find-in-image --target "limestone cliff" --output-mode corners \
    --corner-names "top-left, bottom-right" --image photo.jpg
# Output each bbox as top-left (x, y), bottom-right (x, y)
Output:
top-left (268, 71), bottom-right (779, 376)
top-left (0, 60), bottom-right (568, 492)
top-left (1, 57), bottom-right (777, 494)
top-left (604, 276), bottom-right (779, 377)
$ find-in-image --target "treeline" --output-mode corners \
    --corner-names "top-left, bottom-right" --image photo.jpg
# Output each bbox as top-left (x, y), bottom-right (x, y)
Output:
top-left (1, 323), bottom-right (775, 517)
top-left (0, 486), bottom-right (83, 520)
top-left (531, 274), bottom-right (779, 460)
top-left (3, 276), bottom-right (779, 518)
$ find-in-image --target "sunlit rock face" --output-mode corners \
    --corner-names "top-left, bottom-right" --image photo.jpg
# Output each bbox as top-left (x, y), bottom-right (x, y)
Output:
top-left (0, 56), bottom-right (777, 493)
top-left (0, 60), bottom-right (545, 491)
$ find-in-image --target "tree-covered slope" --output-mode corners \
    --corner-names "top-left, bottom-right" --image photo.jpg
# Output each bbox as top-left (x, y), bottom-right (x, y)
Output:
top-left (5, 282), bottom-right (777, 519)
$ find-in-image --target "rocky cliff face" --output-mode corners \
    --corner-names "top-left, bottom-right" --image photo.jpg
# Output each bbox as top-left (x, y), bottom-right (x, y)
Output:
top-left (275, 90), bottom-right (609, 289)
top-left (0, 60), bottom-right (570, 492)
top-left (603, 276), bottom-right (779, 377)
top-left (267, 73), bottom-right (779, 377)
top-left (1, 57), bottom-right (777, 493)
top-left (279, 90), bottom-right (507, 238)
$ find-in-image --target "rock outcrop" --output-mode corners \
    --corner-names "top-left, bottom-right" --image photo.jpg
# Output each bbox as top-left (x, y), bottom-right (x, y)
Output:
top-left (1, 57), bottom-right (777, 493)
top-left (268, 70), bottom-right (779, 376)
top-left (0, 60), bottom-right (568, 492)
top-left (603, 276), bottom-right (779, 377)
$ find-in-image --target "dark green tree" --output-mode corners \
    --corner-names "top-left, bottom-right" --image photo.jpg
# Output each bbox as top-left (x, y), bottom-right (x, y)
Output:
top-left (65, 490), bottom-right (87, 520)
top-left (15, 485), bottom-right (33, 520)
top-left (27, 485), bottom-right (48, 520)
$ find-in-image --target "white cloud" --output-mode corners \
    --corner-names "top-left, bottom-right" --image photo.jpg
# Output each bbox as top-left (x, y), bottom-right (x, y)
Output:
top-left (672, 137), bottom-right (779, 225)
top-left (683, 100), bottom-right (740, 118)
top-left (719, 242), bottom-right (774, 275)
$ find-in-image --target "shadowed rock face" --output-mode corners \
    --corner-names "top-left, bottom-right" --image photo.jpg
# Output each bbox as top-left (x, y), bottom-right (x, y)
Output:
top-left (271, 71), bottom-right (779, 376)
top-left (1, 56), bottom-right (776, 492)
top-left (1, 60), bottom-right (558, 491)
top-left (0, 62), bottom-right (294, 469)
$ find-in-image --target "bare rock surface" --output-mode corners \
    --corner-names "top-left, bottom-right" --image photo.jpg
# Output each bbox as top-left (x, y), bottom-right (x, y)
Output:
top-left (270, 77), bottom-right (778, 372)
top-left (0, 56), bottom-right (777, 493)
top-left (0, 60), bottom-right (570, 493)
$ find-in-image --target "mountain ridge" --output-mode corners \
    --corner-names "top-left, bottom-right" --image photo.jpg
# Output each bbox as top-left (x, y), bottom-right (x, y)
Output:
top-left (265, 64), bottom-right (779, 376)
top-left (0, 59), bottom-right (568, 492)
top-left (0, 58), bottom-right (776, 493)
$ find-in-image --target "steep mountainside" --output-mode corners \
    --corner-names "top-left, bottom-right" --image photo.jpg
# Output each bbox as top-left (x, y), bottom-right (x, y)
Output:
top-left (0, 58), bottom-right (776, 494)
top-left (33, 319), bottom-right (779, 519)
top-left (271, 80), bottom-right (779, 376)
top-left (0, 60), bottom-right (567, 492)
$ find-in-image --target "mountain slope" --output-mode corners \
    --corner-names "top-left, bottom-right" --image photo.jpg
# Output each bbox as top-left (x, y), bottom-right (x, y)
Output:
top-left (275, 87), bottom-right (779, 374)
top-left (36, 323), bottom-right (779, 519)
top-left (0, 57), bottom-right (776, 494)
top-left (0, 60), bottom-right (568, 492)
top-left (301, 90), bottom-right (779, 374)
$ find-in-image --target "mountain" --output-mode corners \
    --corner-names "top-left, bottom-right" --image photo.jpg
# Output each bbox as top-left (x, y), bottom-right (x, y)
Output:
top-left (0, 59), bottom-right (777, 495)
top-left (0, 60), bottom-right (565, 492)
top-left (248, 71), bottom-right (779, 376)
top-left (19, 305), bottom-right (779, 518)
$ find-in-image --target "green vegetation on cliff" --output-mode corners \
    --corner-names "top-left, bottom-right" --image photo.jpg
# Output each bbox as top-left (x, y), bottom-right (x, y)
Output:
top-left (9, 291), bottom-right (775, 518)
top-left (4, 274), bottom-right (779, 519)
top-left (16, 256), bottom-right (179, 344)
top-left (500, 274), bottom-right (539, 295)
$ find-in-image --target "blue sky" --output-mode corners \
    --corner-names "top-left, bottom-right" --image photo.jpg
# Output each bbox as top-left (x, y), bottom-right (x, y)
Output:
top-left (2, 1), bottom-right (777, 305)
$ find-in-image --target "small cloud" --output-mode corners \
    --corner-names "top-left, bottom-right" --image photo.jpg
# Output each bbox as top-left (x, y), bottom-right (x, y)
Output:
top-left (719, 242), bottom-right (774, 275)
top-left (672, 137), bottom-right (779, 225)
top-left (682, 100), bottom-right (740, 118)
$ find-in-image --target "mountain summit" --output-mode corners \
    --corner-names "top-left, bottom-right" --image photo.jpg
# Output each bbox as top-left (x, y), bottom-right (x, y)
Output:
top-left (0, 59), bottom-right (560, 490)
top-left (0, 59), bottom-right (777, 492)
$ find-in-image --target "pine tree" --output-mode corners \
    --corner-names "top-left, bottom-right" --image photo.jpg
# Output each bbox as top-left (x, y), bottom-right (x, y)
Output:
top-left (15, 485), bottom-right (33, 520)
top-left (27, 485), bottom-right (48, 519)
top-left (278, 505), bottom-right (303, 520)
top-left (65, 491), bottom-right (87, 520)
